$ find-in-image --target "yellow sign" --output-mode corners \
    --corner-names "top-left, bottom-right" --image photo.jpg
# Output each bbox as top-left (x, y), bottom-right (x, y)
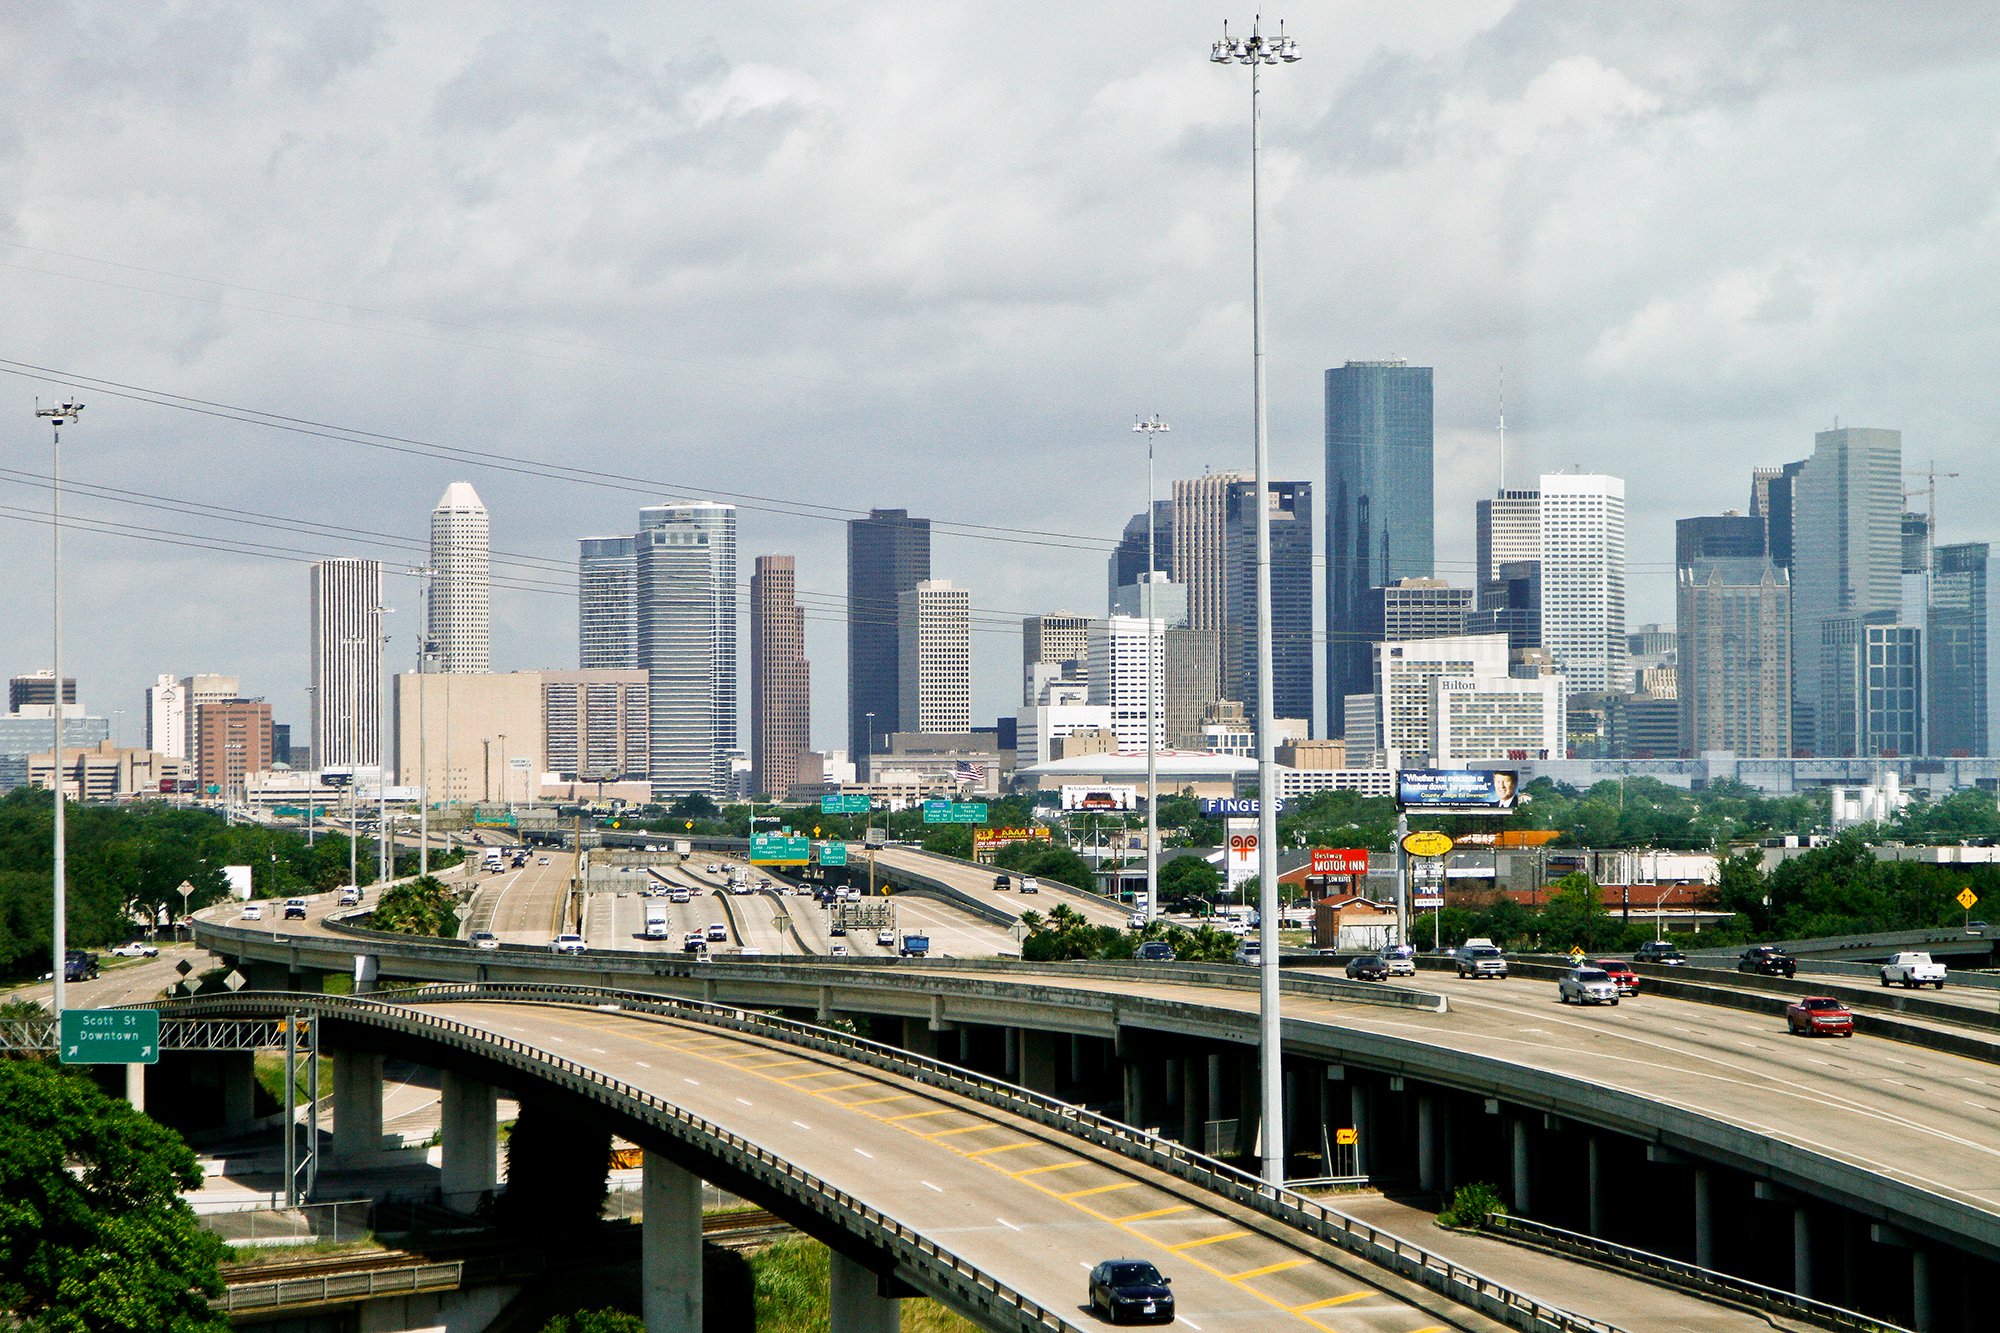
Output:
top-left (1334, 1127), bottom-right (1358, 1146)
top-left (685, 821), bottom-right (694, 830)
top-left (813, 826), bottom-right (822, 837)
top-left (1401, 830), bottom-right (1454, 858)
top-left (1958, 887), bottom-right (1980, 911)
top-left (1569, 946), bottom-right (1586, 963)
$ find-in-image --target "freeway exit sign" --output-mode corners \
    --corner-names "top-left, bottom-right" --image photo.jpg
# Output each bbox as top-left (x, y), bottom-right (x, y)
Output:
top-left (60, 1009), bottom-right (160, 1065)
top-left (821, 794), bottom-right (871, 814)
top-left (818, 841), bottom-right (849, 867)
top-left (923, 800), bottom-right (987, 824)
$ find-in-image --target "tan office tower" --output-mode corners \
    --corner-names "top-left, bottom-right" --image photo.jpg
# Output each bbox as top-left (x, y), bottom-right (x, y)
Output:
top-left (310, 558), bottom-right (384, 769)
top-left (898, 580), bottom-right (970, 735)
top-left (179, 674), bottom-right (240, 778)
top-left (750, 555), bottom-right (810, 799)
top-left (1172, 472), bottom-right (1251, 642)
top-left (429, 482), bottom-right (491, 674)
top-left (194, 698), bottom-right (272, 795)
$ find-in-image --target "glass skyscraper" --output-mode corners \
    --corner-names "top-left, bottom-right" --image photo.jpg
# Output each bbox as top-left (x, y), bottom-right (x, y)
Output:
top-left (847, 509), bottom-right (930, 769)
top-left (1931, 543), bottom-right (1999, 757)
top-left (1223, 479), bottom-right (1314, 727)
top-left (1325, 360), bottom-right (1434, 730)
top-left (637, 502), bottom-right (737, 799)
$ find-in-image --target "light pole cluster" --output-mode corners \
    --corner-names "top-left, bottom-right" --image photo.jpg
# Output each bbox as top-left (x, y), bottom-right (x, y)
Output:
top-left (37, 400), bottom-right (82, 1019)
top-left (1212, 13), bottom-right (1298, 1189)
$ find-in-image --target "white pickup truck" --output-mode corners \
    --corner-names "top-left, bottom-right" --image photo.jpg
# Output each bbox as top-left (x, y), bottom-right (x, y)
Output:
top-left (1880, 951), bottom-right (1947, 989)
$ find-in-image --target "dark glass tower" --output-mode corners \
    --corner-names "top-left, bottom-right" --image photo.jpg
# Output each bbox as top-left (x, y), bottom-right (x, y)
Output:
top-left (1224, 480), bottom-right (1314, 728)
top-left (847, 509), bottom-right (930, 769)
top-left (1325, 360), bottom-right (1434, 729)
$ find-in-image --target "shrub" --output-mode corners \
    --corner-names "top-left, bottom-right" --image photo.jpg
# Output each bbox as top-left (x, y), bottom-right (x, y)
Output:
top-left (1437, 1181), bottom-right (1507, 1229)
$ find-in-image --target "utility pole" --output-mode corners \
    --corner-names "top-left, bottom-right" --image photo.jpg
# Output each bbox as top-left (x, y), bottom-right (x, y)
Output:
top-left (37, 399), bottom-right (82, 1019)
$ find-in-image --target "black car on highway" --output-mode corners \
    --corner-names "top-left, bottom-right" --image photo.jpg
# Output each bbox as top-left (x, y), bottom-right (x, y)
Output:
top-left (1088, 1259), bottom-right (1174, 1324)
top-left (1134, 941), bottom-right (1175, 962)
top-left (1738, 945), bottom-right (1797, 978)
top-left (1344, 955), bottom-right (1389, 981)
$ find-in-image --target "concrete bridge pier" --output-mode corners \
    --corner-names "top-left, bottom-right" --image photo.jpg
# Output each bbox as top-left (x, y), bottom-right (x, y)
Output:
top-left (1511, 1117), bottom-right (1533, 1215)
top-left (331, 1051), bottom-right (385, 1162)
top-left (1416, 1093), bottom-right (1439, 1193)
top-left (828, 1250), bottom-right (900, 1333)
top-left (1179, 1058), bottom-right (1202, 1147)
top-left (1872, 1224), bottom-right (1934, 1332)
top-left (1586, 1135), bottom-right (1604, 1237)
top-left (440, 1070), bottom-right (497, 1212)
top-left (901, 1017), bottom-right (937, 1057)
top-left (1693, 1165), bottom-right (1716, 1270)
top-left (642, 1152), bottom-right (702, 1333)
top-left (1347, 1074), bottom-right (1370, 1178)
top-left (1018, 1030), bottom-right (1058, 1095)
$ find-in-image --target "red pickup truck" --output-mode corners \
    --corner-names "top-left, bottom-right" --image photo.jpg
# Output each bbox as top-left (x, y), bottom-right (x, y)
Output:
top-left (1785, 996), bottom-right (1854, 1038)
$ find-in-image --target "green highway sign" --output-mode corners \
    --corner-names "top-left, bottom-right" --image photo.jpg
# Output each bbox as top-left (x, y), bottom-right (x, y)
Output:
top-left (923, 800), bottom-right (988, 824)
top-left (274, 806), bottom-right (328, 819)
top-left (60, 1009), bottom-right (160, 1065)
top-left (820, 794), bottom-right (871, 814)
top-left (818, 841), bottom-right (849, 867)
top-left (750, 832), bottom-right (812, 866)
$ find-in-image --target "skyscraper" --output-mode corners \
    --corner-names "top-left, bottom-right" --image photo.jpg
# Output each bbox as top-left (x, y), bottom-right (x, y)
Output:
top-left (1789, 427), bottom-right (1903, 754)
top-left (1931, 543), bottom-right (2000, 757)
top-left (1224, 479), bottom-right (1314, 728)
top-left (179, 674), bottom-right (241, 778)
top-left (1108, 501), bottom-right (1174, 610)
top-left (309, 558), bottom-right (384, 769)
top-left (144, 674), bottom-right (186, 758)
top-left (750, 555), bottom-right (810, 799)
top-left (1675, 514), bottom-right (1765, 566)
top-left (1087, 615), bottom-right (1166, 752)
top-left (848, 509), bottom-right (930, 768)
top-left (1538, 474), bottom-right (1628, 696)
top-left (898, 580), bottom-right (970, 735)
top-left (194, 698), bottom-right (272, 795)
top-left (1023, 613), bottom-right (1090, 705)
top-left (577, 536), bottom-right (638, 670)
top-left (1677, 557), bottom-right (1791, 757)
top-left (1170, 473), bottom-right (1247, 659)
top-left (428, 482), bottom-right (490, 673)
top-left (636, 502), bottom-right (737, 799)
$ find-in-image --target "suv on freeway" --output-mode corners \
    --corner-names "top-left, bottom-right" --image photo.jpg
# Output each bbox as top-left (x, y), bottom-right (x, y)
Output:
top-left (1558, 967), bottom-right (1620, 1006)
top-left (1738, 945), bottom-right (1797, 978)
top-left (1633, 940), bottom-right (1686, 966)
top-left (1135, 941), bottom-right (1176, 962)
top-left (1456, 944), bottom-right (1509, 979)
top-left (283, 898), bottom-right (309, 920)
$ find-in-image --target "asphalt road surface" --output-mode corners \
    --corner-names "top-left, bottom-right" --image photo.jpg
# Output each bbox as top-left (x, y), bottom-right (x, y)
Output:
top-left (868, 845), bottom-right (1132, 930)
top-left (464, 852), bottom-right (575, 944)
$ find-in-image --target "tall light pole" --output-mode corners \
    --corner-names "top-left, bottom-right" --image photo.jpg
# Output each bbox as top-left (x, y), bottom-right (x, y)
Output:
top-left (37, 400), bottom-right (82, 1019)
top-left (1212, 14), bottom-right (1298, 1189)
top-left (1132, 414), bottom-right (1169, 925)
top-left (408, 566), bottom-right (435, 878)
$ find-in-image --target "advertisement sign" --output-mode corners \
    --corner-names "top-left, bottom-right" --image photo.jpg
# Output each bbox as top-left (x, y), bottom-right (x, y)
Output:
top-left (1200, 797), bottom-right (1284, 817)
top-left (1061, 784), bottom-right (1137, 813)
top-left (817, 841), bottom-right (848, 867)
top-left (922, 800), bottom-right (988, 824)
top-left (1401, 830), bottom-right (1455, 858)
top-left (751, 832), bottom-right (812, 865)
top-left (821, 793), bottom-right (872, 814)
top-left (1224, 817), bottom-right (1260, 888)
top-left (973, 826), bottom-right (1052, 851)
top-left (1396, 769), bottom-right (1518, 813)
top-left (1413, 894), bottom-right (1445, 910)
top-left (1310, 848), bottom-right (1370, 877)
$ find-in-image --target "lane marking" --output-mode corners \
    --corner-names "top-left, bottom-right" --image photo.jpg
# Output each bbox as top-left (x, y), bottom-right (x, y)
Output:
top-left (1233, 1259), bottom-right (1308, 1280)
top-left (634, 1061), bottom-right (651, 1069)
top-left (927, 1124), bottom-right (998, 1139)
top-left (966, 1142), bottom-right (1036, 1158)
top-left (1291, 1292), bottom-right (1368, 1312)
top-left (886, 1109), bottom-right (959, 1123)
top-left (735, 1097), bottom-right (754, 1107)
top-left (1170, 1230), bottom-right (1251, 1251)
top-left (1063, 1182), bottom-right (1141, 1200)
top-left (923, 1181), bottom-right (944, 1192)
top-left (1117, 1205), bottom-right (1194, 1223)
top-left (854, 1148), bottom-right (874, 1159)
top-left (998, 1217), bottom-right (1021, 1231)
top-left (792, 1120), bottom-right (812, 1130)
top-left (847, 1094), bottom-right (919, 1107)
top-left (1013, 1161), bottom-right (1088, 1178)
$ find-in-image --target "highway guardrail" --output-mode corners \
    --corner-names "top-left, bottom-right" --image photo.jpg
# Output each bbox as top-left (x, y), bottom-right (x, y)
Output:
top-left (219, 1260), bottom-right (463, 1313)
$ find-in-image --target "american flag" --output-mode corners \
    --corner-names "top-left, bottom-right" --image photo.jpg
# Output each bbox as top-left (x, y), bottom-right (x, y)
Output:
top-left (954, 760), bottom-right (982, 786)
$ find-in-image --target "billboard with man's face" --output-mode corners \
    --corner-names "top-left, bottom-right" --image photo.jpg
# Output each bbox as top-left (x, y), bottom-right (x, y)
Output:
top-left (1396, 769), bottom-right (1518, 813)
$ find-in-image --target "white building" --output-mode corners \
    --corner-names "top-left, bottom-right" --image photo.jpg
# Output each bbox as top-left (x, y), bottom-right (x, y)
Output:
top-left (898, 580), bottom-right (970, 735)
top-left (1017, 702), bottom-right (1116, 768)
top-left (1432, 673), bottom-right (1566, 763)
top-left (309, 559), bottom-right (383, 769)
top-left (637, 502), bottom-right (738, 800)
top-left (428, 482), bottom-right (491, 674)
top-left (144, 674), bottom-right (186, 759)
top-left (1087, 615), bottom-right (1166, 753)
top-left (1539, 473), bottom-right (1628, 695)
top-left (1365, 634), bottom-right (1513, 765)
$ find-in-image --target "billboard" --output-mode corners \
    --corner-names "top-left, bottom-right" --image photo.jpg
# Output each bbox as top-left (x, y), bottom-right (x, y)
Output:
top-left (1061, 785), bottom-right (1137, 813)
top-left (1224, 818), bottom-right (1259, 889)
top-left (1310, 848), bottom-right (1369, 877)
top-left (1395, 769), bottom-right (1518, 813)
top-left (1199, 797), bottom-right (1284, 817)
top-left (973, 826), bottom-right (1053, 852)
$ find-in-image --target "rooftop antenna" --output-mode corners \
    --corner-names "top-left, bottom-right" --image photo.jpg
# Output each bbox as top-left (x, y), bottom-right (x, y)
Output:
top-left (1497, 366), bottom-right (1506, 493)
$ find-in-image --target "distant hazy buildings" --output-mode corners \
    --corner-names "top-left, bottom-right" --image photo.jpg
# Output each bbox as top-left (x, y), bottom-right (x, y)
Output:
top-left (1326, 359), bottom-right (1435, 727)
top-left (8, 672), bottom-right (75, 712)
top-left (392, 671), bottom-right (544, 803)
top-left (638, 502), bottom-right (738, 800)
top-left (144, 675), bottom-right (186, 759)
top-left (1347, 633), bottom-right (1511, 766)
top-left (0, 677), bottom-right (108, 792)
top-left (1087, 615), bottom-right (1166, 753)
top-left (1677, 508), bottom-right (1791, 757)
top-left (1022, 613), bottom-right (1090, 706)
top-left (848, 509), bottom-right (930, 770)
top-left (1538, 473), bottom-right (1628, 697)
top-left (750, 555), bottom-right (810, 799)
top-left (898, 579), bottom-right (970, 735)
top-left (309, 558), bottom-right (383, 770)
top-left (428, 482), bottom-right (490, 674)
top-left (180, 674), bottom-right (241, 778)
top-left (1171, 472), bottom-right (1245, 670)
top-left (1108, 501), bottom-right (1173, 609)
top-left (578, 536), bottom-right (639, 670)
top-left (194, 698), bottom-right (272, 794)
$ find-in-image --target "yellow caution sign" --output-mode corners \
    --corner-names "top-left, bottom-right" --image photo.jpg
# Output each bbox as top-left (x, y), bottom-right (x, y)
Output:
top-left (1958, 886), bottom-right (1979, 911)
top-left (1334, 1128), bottom-right (1358, 1146)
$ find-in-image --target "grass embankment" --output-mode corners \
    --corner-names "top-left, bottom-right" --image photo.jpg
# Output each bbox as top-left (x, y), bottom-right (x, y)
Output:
top-left (752, 1237), bottom-right (978, 1332)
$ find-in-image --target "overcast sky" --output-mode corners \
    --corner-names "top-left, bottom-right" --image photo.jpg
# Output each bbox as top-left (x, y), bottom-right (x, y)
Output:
top-left (4, 2), bottom-right (1997, 751)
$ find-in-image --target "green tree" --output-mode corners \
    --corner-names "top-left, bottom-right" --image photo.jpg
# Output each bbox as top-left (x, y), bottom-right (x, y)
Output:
top-left (1536, 873), bottom-right (1611, 953)
top-left (541, 1310), bottom-right (645, 1333)
top-left (1157, 855), bottom-right (1221, 905)
top-left (0, 1059), bottom-right (228, 1330)
top-left (370, 875), bottom-right (460, 937)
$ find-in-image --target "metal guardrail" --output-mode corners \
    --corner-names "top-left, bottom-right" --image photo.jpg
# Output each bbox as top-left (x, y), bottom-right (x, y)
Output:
top-left (220, 1260), bottom-right (464, 1312)
top-left (160, 985), bottom-right (1616, 1333)
top-left (1482, 1213), bottom-right (1914, 1333)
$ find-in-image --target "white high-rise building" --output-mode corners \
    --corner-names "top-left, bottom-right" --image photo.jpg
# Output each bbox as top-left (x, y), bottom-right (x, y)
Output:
top-left (428, 482), bottom-right (491, 674)
top-left (1474, 489), bottom-right (1541, 609)
top-left (898, 580), bottom-right (970, 735)
top-left (1349, 634), bottom-right (1512, 766)
top-left (1538, 474), bottom-right (1628, 695)
top-left (310, 558), bottom-right (384, 769)
top-left (637, 502), bottom-right (737, 799)
top-left (145, 675), bottom-right (186, 759)
top-left (1086, 615), bottom-right (1166, 752)
top-left (1432, 674), bottom-right (1566, 763)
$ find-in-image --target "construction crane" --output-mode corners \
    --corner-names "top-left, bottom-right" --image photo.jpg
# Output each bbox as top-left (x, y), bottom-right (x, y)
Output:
top-left (1903, 460), bottom-right (1961, 554)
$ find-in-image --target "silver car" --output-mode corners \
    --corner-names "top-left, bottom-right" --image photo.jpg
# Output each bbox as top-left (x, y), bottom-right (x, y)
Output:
top-left (1558, 966), bottom-right (1620, 1006)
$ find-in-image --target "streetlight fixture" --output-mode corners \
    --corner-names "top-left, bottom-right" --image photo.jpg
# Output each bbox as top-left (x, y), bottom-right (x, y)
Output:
top-left (36, 399), bottom-right (82, 1019)
top-left (1210, 14), bottom-right (1299, 1189)
top-left (1132, 414), bottom-right (1169, 926)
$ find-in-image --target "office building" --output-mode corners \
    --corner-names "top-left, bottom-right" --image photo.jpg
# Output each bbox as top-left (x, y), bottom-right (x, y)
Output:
top-left (541, 670), bottom-right (648, 783)
top-left (637, 502), bottom-right (738, 800)
top-left (428, 482), bottom-right (491, 674)
top-left (1903, 512), bottom-right (1933, 576)
top-left (1224, 479), bottom-right (1314, 728)
top-left (1752, 460), bottom-right (1806, 569)
top-left (1538, 473), bottom-right (1628, 696)
top-left (194, 698), bottom-right (273, 795)
top-left (848, 509), bottom-right (931, 769)
top-left (1467, 560), bottom-right (1541, 651)
top-left (1171, 472), bottom-right (1248, 658)
top-left (1111, 574), bottom-right (1189, 629)
top-left (1362, 578), bottom-right (1470, 647)
top-left (1789, 428), bottom-right (1903, 754)
top-left (578, 536), bottom-right (639, 670)
top-left (1678, 557), bottom-right (1791, 758)
top-left (1023, 614), bottom-right (1090, 706)
top-left (1327, 360), bottom-right (1435, 722)
top-left (179, 674), bottom-right (241, 777)
top-left (1931, 543), bottom-right (2000, 757)
top-left (1108, 501), bottom-right (1174, 609)
top-left (1015, 700), bottom-right (1115, 769)
top-left (1433, 674), bottom-right (1566, 764)
top-left (1086, 615), bottom-right (1166, 753)
top-left (392, 671), bottom-right (546, 804)
top-left (272, 723), bottom-right (291, 766)
top-left (1350, 634), bottom-right (1512, 767)
top-left (1675, 514), bottom-right (1765, 566)
top-left (144, 674), bottom-right (186, 758)
top-left (1603, 693), bottom-right (1681, 760)
top-left (28, 739), bottom-right (182, 802)
top-left (8, 672), bottom-right (75, 712)
top-left (0, 683), bottom-right (109, 792)
top-left (1163, 628), bottom-right (1223, 751)
top-left (750, 555), bottom-right (810, 799)
top-left (310, 559), bottom-right (383, 770)
top-left (1863, 624), bottom-right (1925, 758)
top-left (1627, 623), bottom-right (1678, 665)
top-left (1475, 490), bottom-right (1541, 604)
top-left (898, 580), bottom-right (970, 736)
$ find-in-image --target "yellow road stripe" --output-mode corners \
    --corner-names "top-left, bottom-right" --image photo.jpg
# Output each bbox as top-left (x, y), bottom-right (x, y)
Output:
top-left (1170, 1230), bottom-right (1251, 1251)
top-left (966, 1142), bottom-right (1036, 1158)
top-left (775, 1070), bottom-right (838, 1082)
top-left (885, 1109), bottom-right (959, 1123)
top-left (1232, 1259), bottom-right (1309, 1280)
top-left (846, 1094), bottom-right (918, 1106)
top-left (819, 1081), bottom-right (874, 1092)
top-left (1062, 1181), bottom-right (1141, 1200)
top-left (1290, 1293), bottom-right (1368, 1312)
top-left (1116, 1205), bottom-right (1194, 1223)
top-left (1012, 1161), bottom-right (1088, 1178)
top-left (925, 1125), bottom-right (994, 1139)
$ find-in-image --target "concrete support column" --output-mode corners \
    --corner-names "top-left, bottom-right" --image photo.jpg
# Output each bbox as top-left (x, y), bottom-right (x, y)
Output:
top-left (1069, 1035), bottom-right (1086, 1087)
top-left (1911, 1249), bottom-right (1932, 1333)
top-left (439, 1071), bottom-right (498, 1212)
top-left (957, 1027), bottom-right (973, 1065)
top-left (1693, 1166), bottom-right (1716, 1271)
top-left (219, 1051), bottom-right (258, 1128)
top-left (1511, 1117), bottom-right (1532, 1215)
top-left (1235, 1051), bottom-right (1261, 1158)
top-left (1586, 1136), bottom-right (1604, 1237)
top-left (1206, 1053), bottom-right (1224, 1122)
top-left (1180, 1058), bottom-right (1203, 1148)
top-left (901, 1018), bottom-right (936, 1058)
top-left (642, 1152), bottom-right (703, 1333)
top-left (352, 953), bottom-right (379, 996)
top-left (829, 1250), bottom-right (900, 1333)
top-left (1122, 1060), bottom-right (1144, 1128)
top-left (1793, 1204), bottom-right (1812, 1300)
top-left (124, 1062), bottom-right (146, 1112)
top-left (815, 985), bottom-right (832, 1025)
top-left (1003, 1027), bottom-right (1020, 1083)
top-left (332, 1051), bottom-right (385, 1163)
top-left (1019, 1031), bottom-right (1057, 1096)
top-left (1416, 1094), bottom-right (1438, 1194)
